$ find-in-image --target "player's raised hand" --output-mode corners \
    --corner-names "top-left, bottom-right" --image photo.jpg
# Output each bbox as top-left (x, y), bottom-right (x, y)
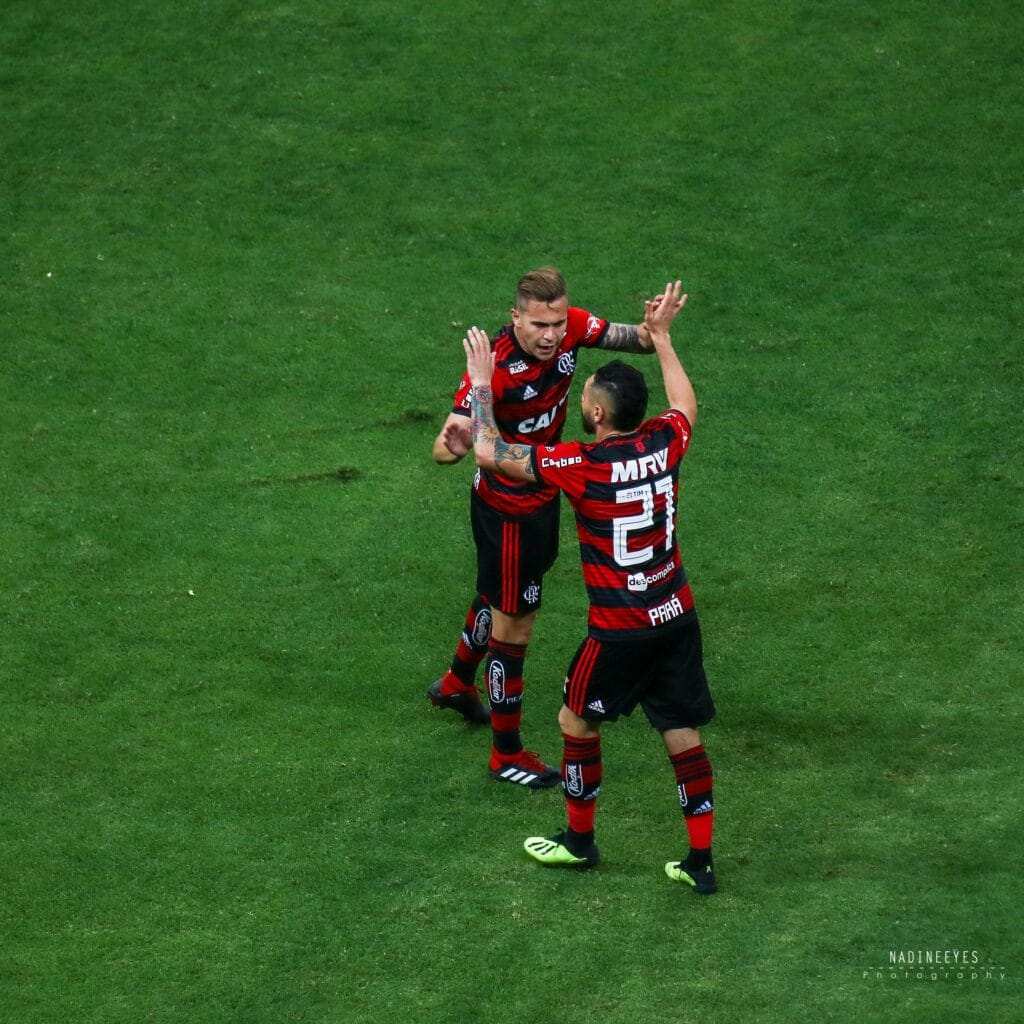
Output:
top-left (463, 326), bottom-right (494, 388)
top-left (644, 280), bottom-right (687, 340)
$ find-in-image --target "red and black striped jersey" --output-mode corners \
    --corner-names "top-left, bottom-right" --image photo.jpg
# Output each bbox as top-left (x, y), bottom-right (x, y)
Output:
top-left (452, 306), bottom-right (608, 516)
top-left (531, 409), bottom-right (696, 639)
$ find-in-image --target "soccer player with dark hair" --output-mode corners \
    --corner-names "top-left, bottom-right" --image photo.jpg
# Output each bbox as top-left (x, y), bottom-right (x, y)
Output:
top-left (428, 267), bottom-right (666, 790)
top-left (463, 281), bottom-right (720, 893)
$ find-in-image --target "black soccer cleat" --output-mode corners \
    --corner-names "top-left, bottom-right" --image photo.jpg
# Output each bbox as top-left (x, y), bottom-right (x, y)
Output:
top-left (427, 678), bottom-right (491, 725)
top-left (665, 855), bottom-right (717, 895)
top-left (524, 830), bottom-right (600, 870)
top-left (488, 749), bottom-right (561, 790)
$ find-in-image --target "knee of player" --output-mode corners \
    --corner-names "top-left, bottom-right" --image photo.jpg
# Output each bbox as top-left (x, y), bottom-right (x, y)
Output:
top-left (558, 704), bottom-right (596, 737)
top-left (492, 608), bottom-right (536, 645)
top-left (661, 726), bottom-right (703, 754)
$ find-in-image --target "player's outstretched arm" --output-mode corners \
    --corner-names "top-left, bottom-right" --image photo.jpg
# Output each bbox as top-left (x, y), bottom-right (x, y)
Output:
top-left (599, 321), bottom-right (654, 353)
top-left (431, 413), bottom-right (473, 464)
top-left (597, 281), bottom-right (682, 353)
top-left (645, 282), bottom-right (698, 426)
top-left (463, 327), bottom-right (536, 482)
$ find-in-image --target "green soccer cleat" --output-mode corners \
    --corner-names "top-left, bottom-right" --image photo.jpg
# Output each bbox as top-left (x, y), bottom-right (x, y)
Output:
top-left (524, 831), bottom-right (600, 870)
top-left (665, 857), bottom-right (717, 894)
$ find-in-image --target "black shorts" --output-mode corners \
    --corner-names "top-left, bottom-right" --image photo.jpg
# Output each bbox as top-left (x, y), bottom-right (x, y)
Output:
top-left (470, 490), bottom-right (560, 615)
top-left (563, 618), bottom-right (715, 732)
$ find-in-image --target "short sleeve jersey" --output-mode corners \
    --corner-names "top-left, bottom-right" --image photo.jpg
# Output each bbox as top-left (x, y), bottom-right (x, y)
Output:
top-left (452, 306), bottom-right (608, 517)
top-left (531, 409), bottom-right (696, 639)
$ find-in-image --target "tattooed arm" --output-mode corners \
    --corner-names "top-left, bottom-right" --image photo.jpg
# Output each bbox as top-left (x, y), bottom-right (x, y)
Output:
top-left (463, 326), bottom-right (537, 482)
top-left (597, 280), bottom-right (688, 353)
top-left (469, 386), bottom-right (537, 481)
top-left (597, 321), bottom-right (655, 353)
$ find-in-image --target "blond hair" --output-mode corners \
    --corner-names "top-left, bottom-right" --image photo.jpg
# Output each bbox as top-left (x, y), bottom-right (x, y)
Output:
top-left (515, 267), bottom-right (567, 309)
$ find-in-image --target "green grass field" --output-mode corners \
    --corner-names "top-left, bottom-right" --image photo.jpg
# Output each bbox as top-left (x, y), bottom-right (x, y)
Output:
top-left (3, 2), bottom-right (1022, 1021)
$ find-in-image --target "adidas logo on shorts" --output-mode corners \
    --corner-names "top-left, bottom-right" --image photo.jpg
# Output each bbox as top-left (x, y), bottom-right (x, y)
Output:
top-left (586, 699), bottom-right (606, 714)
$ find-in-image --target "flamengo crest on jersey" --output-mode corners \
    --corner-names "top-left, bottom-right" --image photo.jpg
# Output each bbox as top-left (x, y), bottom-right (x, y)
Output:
top-left (451, 307), bottom-right (609, 516)
top-left (532, 410), bottom-right (696, 638)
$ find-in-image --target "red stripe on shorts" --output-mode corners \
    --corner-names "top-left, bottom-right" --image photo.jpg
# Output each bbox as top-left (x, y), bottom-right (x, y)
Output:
top-left (502, 521), bottom-right (520, 611)
top-left (568, 638), bottom-right (600, 714)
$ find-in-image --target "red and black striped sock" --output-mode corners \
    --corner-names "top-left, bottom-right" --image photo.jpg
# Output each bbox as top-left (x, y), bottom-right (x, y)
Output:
top-left (485, 639), bottom-right (526, 755)
top-left (563, 732), bottom-right (602, 839)
top-left (670, 744), bottom-right (715, 858)
top-left (439, 595), bottom-right (492, 696)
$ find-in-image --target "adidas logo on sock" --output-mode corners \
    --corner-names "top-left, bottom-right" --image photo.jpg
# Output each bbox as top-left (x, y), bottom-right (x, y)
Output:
top-left (691, 800), bottom-right (713, 815)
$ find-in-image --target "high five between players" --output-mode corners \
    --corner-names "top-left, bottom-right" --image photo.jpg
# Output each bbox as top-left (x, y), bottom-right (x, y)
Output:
top-left (427, 268), bottom-right (666, 791)
top-left (464, 281), bottom-right (720, 894)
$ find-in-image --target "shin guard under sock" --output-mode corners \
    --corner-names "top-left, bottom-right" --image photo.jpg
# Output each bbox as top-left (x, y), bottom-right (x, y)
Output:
top-left (563, 732), bottom-right (602, 835)
top-left (440, 596), bottom-right (492, 695)
top-left (485, 639), bottom-right (526, 754)
top-left (670, 744), bottom-right (715, 852)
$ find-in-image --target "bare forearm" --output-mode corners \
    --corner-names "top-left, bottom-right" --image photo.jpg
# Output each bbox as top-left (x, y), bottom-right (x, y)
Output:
top-left (469, 385), bottom-right (500, 465)
top-left (653, 335), bottom-right (698, 425)
top-left (599, 322), bottom-right (654, 353)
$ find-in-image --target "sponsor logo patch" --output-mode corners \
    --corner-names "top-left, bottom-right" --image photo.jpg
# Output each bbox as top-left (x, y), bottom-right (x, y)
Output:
top-left (628, 560), bottom-right (676, 593)
top-left (627, 573), bottom-right (648, 593)
top-left (488, 660), bottom-right (505, 704)
top-left (565, 762), bottom-right (584, 797)
top-left (517, 393), bottom-right (569, 433)
top-left (508, 360), bottom-right (528, 374)
top-left (677, 783), bottom-right (688, 808)
top-left (541, 454), bottom-right (582, 469)
top-left (585, 314), bottom-right (602, 339)
top-left (471, 608), bottom-right (492, 647)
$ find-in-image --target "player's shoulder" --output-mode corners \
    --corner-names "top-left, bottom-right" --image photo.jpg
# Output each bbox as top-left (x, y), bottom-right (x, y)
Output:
top-left (492, 325), bottom-right (526, 371)
top-left (534, 439), bottom-right (585, 471)
top-left (645, 409), bottom-right (693, 444)
top-left (566, 306), bottom-right (607, 345)
top-left (540, 439), bottom-right (584, 458)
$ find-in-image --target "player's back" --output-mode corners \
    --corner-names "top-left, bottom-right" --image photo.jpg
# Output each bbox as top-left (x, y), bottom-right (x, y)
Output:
top-left (533, 409), bottom-right (696, 638)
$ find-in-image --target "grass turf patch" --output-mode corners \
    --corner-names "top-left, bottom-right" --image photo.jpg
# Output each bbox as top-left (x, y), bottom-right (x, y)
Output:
top-left (2, 1), bottom-right (1021, 1021)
